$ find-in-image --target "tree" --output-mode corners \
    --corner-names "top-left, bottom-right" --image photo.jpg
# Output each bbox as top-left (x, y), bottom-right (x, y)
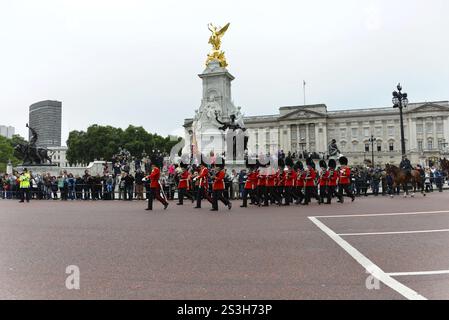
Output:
top-left (66, 125), bottom-right (181, 165)
top-left (0, 135), bottom-right (20, 172)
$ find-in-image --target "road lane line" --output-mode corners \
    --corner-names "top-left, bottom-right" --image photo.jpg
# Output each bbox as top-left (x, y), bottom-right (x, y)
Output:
top-left (339, 229), bottom-right (449, 237)
top-left (308, 217), bottom-right (427, 300)
top-left (388, 270), bottom-right (449, 277)
top-left (311, 210), bottom-right (449, 219)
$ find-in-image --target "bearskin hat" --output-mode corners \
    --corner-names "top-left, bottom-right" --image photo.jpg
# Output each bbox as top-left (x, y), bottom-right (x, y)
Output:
top-left (306, 157), bottom-right (314, 167)
top-left (328, 159), bottom-right (337, 169)
top-left (285, 156), bottom-right (294, 168)
top-left (179, 162), bottom-right (189, 169)
top-left (339, 156), bottom-right (349, 166)
top-left (294, 161), bottom-right (304, 171)
top-left (319, 160), bottom-right (328, 169)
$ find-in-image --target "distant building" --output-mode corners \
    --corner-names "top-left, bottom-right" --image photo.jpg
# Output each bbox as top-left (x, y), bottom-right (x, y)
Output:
top-left (47, 146), bottom-right (68, 168)
top-left (29, 100), bottom-right (62, 148)
top-left (184, 100), bottom-right (449, 166)
top-left (0, 125), bottom-right (15, 139)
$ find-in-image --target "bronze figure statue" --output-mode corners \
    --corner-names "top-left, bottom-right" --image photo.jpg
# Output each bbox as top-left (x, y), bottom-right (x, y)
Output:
top-left (14, 124), bottom-right (53, 165)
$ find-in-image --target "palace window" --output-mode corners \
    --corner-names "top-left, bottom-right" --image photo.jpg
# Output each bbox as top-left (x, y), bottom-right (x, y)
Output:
top-left (437, 123), bottom-right (444, 134)
top-left (416, 123), bottom-right (423, 134)
top-left (388, 127), bottom-right (395, 136)
top-left (428, 139), bottom-right (433, 150)
top-left (438, 139), bottom-right (444, 150)
top-left (376, 127), bottom-right (382, 136)
top-left (364, 128), bottom-right (370, 137)
top-left (365, 144), bottom-right (370, 152)
top-left (426, 123), bottom-right (433, 134)
top-left (418, 140), bottom-right (423, 152)
top-left (389, 142), bottom-right (394, 152)
top-left (340, 128), bottom-right (347, 139)
top-left (377, 143), bottom-right (382, 152)
top-left (352, 128), bottom-right (358, 137)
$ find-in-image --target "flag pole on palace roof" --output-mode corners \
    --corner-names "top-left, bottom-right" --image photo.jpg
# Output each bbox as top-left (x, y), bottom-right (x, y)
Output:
top-left (303, 80), bottom-right (306, 106)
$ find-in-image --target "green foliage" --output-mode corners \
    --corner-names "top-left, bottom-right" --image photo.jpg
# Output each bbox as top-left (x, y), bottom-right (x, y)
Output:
top-left (66, 125), bottom-right (181, 165)
top-left (0, 135), bottom-right (21, 172)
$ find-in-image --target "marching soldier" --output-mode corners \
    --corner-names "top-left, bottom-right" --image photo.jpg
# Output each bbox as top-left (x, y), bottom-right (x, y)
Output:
top-left (241, 164), bottom-right (258, 207)
top-left (326, 159), bottom-right (339, 204)
top-left (284, 157), bottom-right (297, 206)
top-left (194, 162), bottom-right (213, 209)
top-left (318, 160), bottom-right (329, 204)
top-left (176, 163), bottom-right (194, 205)
top-left (337, 156), bottom-right (355, 203)
top-left (276, 159), bottom-right (286, 205)
top-left (211, 159), bottom-right (232, 211)
top-left (294, 161), bottom-right (305, 205)
top-left (303, 158), bottom-right (317, 206)
top-left (266, 164), bottom-right (280, 206)
top-left (145, 162), bottom-right (169, 211)
top-left (257, 164), bottom-right (268, 207)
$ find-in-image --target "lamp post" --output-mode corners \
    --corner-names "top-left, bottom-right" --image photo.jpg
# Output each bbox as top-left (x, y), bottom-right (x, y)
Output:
top-left (369, 135), bottom-right (376, 167)
top-left (392, 83), bottom-right (409, 157)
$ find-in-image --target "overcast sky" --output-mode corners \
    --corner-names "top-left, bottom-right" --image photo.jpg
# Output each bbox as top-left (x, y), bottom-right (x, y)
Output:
top-left (1, 0), bottom-right (448, 144)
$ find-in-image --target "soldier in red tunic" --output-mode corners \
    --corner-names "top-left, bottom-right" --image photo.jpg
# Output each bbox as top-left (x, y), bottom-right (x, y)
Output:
top-left (284, 157), bottom-right (297, 206)
top-left (241, 164), bottom-right (258, 208)
top-left (176, 163), bottom-right (194, 205)
top-left (326, 159), bottom-right (339, 205)
top-left (303, 158), bottom-right (317, 206)
top-left (145, 163), bottom-right (169, 211)
top-left (318, 160), bottom-right (329, 205)
top-left (211, 159), bottom-right (232, 211)
top-left (337, 156), bottom-right (355, 203)
top-left (294, 161), bottom-right (305, 205)
top-left (194, 162), bottom-right (213, 208)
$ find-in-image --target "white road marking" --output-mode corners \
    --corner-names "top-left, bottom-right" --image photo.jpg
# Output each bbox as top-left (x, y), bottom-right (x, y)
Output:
top-left (388, 270), bottom-right (449, 277)
top-left (311, 210), bottom-right (449, 219)
top-left (309, 217), bottom-right (427, 300)
top-left (339, 229), bottom-right (449, 237)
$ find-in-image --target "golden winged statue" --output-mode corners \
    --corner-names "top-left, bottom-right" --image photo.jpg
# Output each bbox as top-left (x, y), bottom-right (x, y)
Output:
top-left (206, 23), bottom-right (230, 68)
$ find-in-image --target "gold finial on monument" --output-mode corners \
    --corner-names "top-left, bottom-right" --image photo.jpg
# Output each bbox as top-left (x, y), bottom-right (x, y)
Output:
top-left (206, 22), bottom-right (230, 68)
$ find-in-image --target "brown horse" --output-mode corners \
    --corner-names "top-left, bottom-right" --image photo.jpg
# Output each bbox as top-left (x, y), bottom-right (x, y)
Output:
top-left (385, 164), bottom-right (425, 197)
top-left (440, 158), bottom-right (449, 176)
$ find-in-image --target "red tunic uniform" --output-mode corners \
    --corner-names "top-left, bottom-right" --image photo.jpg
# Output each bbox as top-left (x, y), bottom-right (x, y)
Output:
top-left (178, 170), bottom-right (190, 189)
top-left (266, 168), bottom-right (276, 187)
top-left (198, 167), bottom-right (209, 188)
top-left (277, 170), bottom-right (285, 187)
top-left (212, 169), bottom-right (225, 191)
top-left (327, 169), bottom-right (339, 187)
top-left (339, 167), bottom-right (351, 185)
top-left (319, 170), bottom-right (329, 187)
top-left (148, 167), bottom-right (161, 189)
top-left (284, 169), bottom-right (297, 187)
top-left (245, 171), bottom-right (257, 190)
top-left (305, 169), bottom-right (316, 187)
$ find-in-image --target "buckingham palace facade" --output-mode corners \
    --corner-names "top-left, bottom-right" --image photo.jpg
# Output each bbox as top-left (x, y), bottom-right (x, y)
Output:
top-left (239, 100), bottom-right (449, 166)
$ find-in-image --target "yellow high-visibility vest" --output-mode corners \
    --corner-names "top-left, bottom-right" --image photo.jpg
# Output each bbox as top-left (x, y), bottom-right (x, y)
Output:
top-left (19, 173), bottom-right (31, 189)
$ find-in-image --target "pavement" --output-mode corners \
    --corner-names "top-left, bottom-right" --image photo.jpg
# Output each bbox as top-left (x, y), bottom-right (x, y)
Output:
top-left (0, 193), bottom-right (448, 300)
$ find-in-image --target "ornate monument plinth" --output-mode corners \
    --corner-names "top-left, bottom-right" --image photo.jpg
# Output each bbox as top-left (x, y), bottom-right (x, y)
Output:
top-left (183, 23), bottom-right (248, 168)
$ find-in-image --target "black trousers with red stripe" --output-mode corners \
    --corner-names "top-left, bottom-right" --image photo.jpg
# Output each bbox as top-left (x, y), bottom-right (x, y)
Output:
top-left (196, 186), bottom-right (213, 208)
top-left (212, 189), bottom-right (230, 210)
top-left (147, 187), bottom-right (168, 210)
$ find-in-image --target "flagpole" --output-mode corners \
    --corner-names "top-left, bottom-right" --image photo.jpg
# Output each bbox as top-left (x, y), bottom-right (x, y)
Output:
top-left (303, 80), bottom-right (306, 106)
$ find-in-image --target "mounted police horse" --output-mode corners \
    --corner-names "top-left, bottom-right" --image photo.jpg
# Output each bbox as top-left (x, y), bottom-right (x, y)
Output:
top-left (385, 164), bottom-right (426, 197)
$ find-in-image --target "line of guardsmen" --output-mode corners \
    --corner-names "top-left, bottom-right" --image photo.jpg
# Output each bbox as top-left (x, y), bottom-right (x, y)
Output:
top-left (143, 156), bottom-right (355, 211)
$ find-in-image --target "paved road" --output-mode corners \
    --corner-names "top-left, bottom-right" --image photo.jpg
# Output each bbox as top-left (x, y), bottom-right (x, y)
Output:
top-left (1, 193), bottom-right (448, 300)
